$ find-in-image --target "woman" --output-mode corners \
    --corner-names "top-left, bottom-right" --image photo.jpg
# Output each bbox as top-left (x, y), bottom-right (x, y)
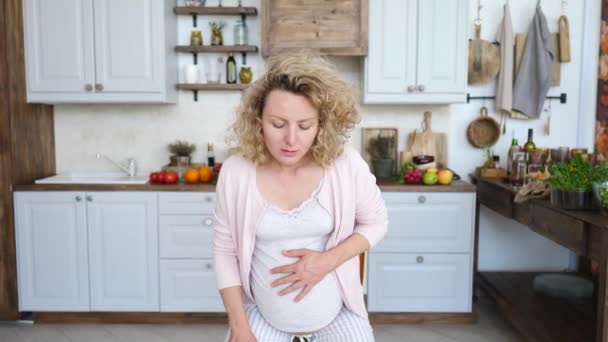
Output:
top-left (214, 50), bottom-right (388, 342)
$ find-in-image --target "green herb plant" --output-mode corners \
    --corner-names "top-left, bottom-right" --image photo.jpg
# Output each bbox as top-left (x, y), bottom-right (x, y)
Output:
top-left (545, 154), bottom-right (608, 192)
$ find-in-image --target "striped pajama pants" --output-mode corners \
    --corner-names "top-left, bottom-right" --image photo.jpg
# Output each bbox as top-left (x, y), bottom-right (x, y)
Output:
top-left (225, 304), bottom-right (375, 342)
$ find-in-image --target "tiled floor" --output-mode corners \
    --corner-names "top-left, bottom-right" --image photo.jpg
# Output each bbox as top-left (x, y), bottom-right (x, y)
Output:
top-left (0, 298), bottom-right (524, 342)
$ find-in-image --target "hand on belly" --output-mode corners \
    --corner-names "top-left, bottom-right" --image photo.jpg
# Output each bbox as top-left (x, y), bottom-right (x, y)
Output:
top-left (270, 248), bottom-right (338, 301)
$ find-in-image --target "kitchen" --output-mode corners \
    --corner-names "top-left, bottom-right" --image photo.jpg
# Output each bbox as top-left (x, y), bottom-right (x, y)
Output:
top-left (0, 0), bottom-right (602, 341)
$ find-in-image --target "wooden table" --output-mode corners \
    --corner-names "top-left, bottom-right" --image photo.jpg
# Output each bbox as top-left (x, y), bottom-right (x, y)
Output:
top-left (472, 176), bottom-right (608, 342)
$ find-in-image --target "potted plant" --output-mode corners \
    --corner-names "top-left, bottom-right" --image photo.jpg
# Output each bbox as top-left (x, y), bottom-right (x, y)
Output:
top-left (367, 134), bottom-right (395, 179)
top-left (167, 140), bottom-right (196, 167)
top-left (545, 154), bottom-right (608, 210)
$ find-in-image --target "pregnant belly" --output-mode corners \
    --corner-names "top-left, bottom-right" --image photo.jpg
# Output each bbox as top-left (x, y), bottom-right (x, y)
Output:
top-left (250, 265), bottom-right (343, 334)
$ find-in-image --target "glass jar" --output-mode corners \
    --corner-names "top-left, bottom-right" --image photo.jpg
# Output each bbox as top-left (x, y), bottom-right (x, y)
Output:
top-left (510, 152), bottom-right (527, 187)
top-left (239, 65), bottom-right (252, 84)
top-left (190, 29), bottom-right (203, 46)
top-left (206, 56), bottom-right (222, 84)
top-left (234, 20), bottom-right (248, 45)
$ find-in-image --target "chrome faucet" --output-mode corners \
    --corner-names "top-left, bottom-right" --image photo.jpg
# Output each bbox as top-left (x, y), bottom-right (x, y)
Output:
top-left (96, 154), bottom-right (137, 178)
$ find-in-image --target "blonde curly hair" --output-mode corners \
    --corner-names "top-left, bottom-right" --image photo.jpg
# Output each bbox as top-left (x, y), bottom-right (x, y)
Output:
top-left (227, 50), bottom-right (360, 167)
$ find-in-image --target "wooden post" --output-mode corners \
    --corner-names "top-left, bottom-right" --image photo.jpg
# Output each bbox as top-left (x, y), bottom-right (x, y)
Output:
top-left (597, 231), bottom-right (608, 342)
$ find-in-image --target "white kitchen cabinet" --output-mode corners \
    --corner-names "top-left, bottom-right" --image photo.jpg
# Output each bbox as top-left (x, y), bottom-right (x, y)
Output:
top-left (22, 0), bottom-right (176, 104)
top-left (159, 215), bottom-right (214, 259)
top-left (14, 191), bottom-right (159, 312)
top-left (87, 192), bottom-right (159, 311)
top-left (367, 191), bottom-right (476, 313)
top-left (367, 253), bottom-right (471, 312)
top-left (374, 193), bottom-right (475, 253)
top-left (158, 192), bottom-right (224, 312)
top-left (14, 192), bottom-right (90, 311)
top-left (160, 259), bottom-right (224, 312)
top-left (364, 0), bottom-right (468, 104)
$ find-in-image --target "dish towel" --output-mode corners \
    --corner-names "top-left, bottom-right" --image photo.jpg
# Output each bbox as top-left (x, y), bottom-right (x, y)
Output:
top-left (495, 3), bottom-right (514, 114)
top-left (512, 5), bottom-right (554, 119)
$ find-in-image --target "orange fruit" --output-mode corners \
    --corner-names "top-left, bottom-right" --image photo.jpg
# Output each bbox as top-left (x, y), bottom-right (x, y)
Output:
top-left (198, 166), bottom-right (213, 183)
top-left (184, 168), bottom-right (200, 184)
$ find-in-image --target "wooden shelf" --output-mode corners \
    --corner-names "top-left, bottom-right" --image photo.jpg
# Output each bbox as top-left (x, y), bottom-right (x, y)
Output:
top-left (176, 83), bottom-right (249, 91)
top-left (174, 6), bottom-right (257, 16)
top-left (175, 45), bottom-right (258, 53)
top-left (477, 272), bottom-right (595, 342)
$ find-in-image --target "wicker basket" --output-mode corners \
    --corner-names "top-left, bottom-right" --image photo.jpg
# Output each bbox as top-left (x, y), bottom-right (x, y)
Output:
top-left (467, 106), bottom-right (501, 148)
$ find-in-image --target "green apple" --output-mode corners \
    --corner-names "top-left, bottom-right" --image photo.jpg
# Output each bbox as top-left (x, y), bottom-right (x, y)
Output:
top-left (422, 171), bottom-right (438, 185)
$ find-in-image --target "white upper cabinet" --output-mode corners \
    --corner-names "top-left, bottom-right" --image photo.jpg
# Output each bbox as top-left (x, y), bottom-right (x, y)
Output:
top-left (364, 0), bottom-right (468, 104)
top-left (22, 0), bottom-right (176, 104)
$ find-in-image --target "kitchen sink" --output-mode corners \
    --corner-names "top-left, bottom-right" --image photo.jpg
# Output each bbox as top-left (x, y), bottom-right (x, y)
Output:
top-left (35, 172), bottom-right (149, 185)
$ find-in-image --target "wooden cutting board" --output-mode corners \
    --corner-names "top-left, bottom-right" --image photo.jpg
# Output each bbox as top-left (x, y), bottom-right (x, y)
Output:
top-left (407, 111), bottom-right (448, 168)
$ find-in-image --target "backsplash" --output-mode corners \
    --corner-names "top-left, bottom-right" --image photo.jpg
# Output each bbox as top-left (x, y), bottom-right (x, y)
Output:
top-left (55, 56), bottom-right (452, 174)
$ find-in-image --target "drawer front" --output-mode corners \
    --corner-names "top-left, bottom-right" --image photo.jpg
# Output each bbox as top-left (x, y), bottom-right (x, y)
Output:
top-left (160, 259), bottom-right (225, 312)
top-left (529, 204), bottom-right (586, 255)
top-left (367, 253), bottom-right (472, 312)
top-left (374, 193), bottom-right (475, 253)
top-left (160, 215), bottom-right (214, 258)
top-left (159, 192), bottom-right (215, 215)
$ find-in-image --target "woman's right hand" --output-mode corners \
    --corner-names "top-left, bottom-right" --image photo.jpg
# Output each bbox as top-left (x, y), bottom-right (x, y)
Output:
top-left (229, 327), bottom-right (257, 342)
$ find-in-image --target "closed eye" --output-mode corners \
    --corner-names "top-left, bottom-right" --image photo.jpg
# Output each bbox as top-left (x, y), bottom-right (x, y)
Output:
top-left (272, 122), bottom-right (285, 128)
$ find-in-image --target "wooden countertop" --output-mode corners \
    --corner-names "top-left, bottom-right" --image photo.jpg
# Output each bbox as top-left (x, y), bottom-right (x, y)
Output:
top-left (471, 174), bottom-right (608, 229)
top-left (14, 180), bottom-right (475, 192)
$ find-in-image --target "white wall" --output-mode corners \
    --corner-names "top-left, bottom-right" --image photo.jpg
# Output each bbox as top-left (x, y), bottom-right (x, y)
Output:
top-left (54, 0), bottom-right (600, 271)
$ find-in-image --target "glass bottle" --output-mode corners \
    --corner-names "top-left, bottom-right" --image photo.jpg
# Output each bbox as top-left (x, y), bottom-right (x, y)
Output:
top-left (207, 143), bottom-right (215, 167)
top-left (226, 53), bottom-right (237, 84)
top-left (523, 128), bottom-right (536, 153)
top-left (234, 20), bottom-right (248, 45)
top-left (507, 135), bottom-right (519, 176)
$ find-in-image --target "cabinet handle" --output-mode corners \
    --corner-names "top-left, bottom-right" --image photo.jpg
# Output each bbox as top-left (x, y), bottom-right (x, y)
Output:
top-left (205, 263), bottom-right (213, 270)
top-left (86, 195), bottom-right (93, 202)
top-left (407, 85), bottom-right (416, 93)
top-left (95, 83), bottom-right (104, 92)
top-left (204, 197), bottom-right (213, 203)
top-left (417, 195), bottom-right (426, 204)
top-left (417, 84), bottom-right (426, 92)
top-left (84, 84), bottom-right (93, 92)
top-left (75, 196), bottom-right (82, 202)
top-left (203, 218), bottom-right (213, 226)
top-left (416, 256), bottom-right (424, 264)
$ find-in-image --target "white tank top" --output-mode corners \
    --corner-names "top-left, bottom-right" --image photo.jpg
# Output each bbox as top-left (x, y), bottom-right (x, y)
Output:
top-left (250, 179), bottom-right (343, 333)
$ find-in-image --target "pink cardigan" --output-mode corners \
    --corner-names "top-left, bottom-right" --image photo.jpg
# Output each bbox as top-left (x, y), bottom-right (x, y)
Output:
top-left (213, 146), bottom-right (388, 318)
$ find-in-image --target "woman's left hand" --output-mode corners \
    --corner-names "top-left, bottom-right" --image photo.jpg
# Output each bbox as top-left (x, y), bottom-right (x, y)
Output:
top-left (270, 249), bottom-right (337, 302)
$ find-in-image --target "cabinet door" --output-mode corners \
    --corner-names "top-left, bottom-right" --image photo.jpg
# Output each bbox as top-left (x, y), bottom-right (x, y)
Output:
top-left (160, 259), bottom-right (225, 312)
top-left (87, 192), bottom-right (159, 311)
top-left (416, 0), bottom-right (467, 98)
top-left (364, 0), bottom-right (417, 102)
top-left (92, 0), bottom-right (163, 93)
top-left (22, 0), bottom-right (95, 94)
top-left (13, 192), bottom-right (89, 311)
top-left (374, 193), bottom-right (475, 253)
top-left (367, 253), bottom-right (472, 312)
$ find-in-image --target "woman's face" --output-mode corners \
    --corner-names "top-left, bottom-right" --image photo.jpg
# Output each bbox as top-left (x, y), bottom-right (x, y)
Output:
top-left (261, 89), bottom-right (320, 167)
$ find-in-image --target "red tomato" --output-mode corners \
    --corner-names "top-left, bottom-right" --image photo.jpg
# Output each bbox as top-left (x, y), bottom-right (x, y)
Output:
top-left (157, 172), bottom-right (167, 183)
top-left (164, 172), bottom-right (178, 184)
top-left (149, 172), bottom-right (159, 183)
